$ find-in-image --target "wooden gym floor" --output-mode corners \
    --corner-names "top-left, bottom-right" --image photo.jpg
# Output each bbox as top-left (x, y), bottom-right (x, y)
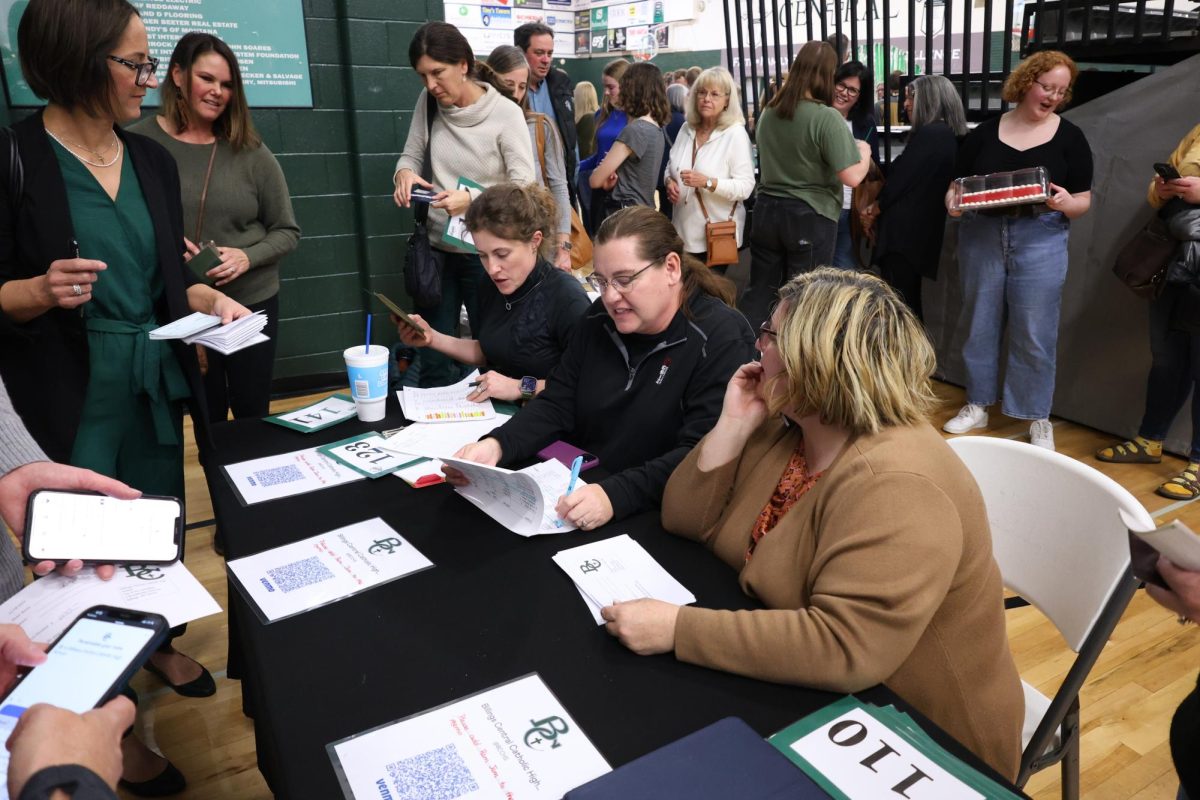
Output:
top-left (80, 382), bottom-right (1199, 799)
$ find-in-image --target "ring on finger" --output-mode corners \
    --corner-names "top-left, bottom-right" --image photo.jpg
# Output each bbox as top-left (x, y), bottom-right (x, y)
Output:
top-left (72, 284), bottom-right (82, 296)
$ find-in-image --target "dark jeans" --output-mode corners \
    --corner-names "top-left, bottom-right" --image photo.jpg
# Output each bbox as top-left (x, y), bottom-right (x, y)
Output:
top-left (204, 293), bottom-right (279, 423)
top-left (1139, 286), bottom-right (1200, 461)
top-left (878, 252), bottom-right (925, 321)
top-left (740, 194), bottom-right (837, 331)
top-left (413, 250), bottom-right (485, 388)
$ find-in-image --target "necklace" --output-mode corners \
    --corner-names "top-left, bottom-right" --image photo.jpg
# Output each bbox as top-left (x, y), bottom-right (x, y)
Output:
top-left (45, 128), bottom-right (123, 168)
top-left (504, 276), bottom-right (548, 311)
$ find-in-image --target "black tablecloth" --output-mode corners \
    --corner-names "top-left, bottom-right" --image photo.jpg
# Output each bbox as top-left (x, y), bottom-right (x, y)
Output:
top-left (209, 396), bottom-right (1021, 799)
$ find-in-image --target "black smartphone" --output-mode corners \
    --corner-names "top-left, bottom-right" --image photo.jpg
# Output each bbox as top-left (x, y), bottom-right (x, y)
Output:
top-left (1154, 162), bottom-right (1182, 181)
top-left (23, 490), bottom-right (183, 566)
top-left (189, 242), bottom-right (223, 274)
top-left (0, 606), bottom-right (168, 760)
top-left (410, 187), bottom-right (439, 204)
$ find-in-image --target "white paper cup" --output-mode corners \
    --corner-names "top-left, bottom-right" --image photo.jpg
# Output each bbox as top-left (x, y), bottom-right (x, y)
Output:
top-left (343, 344), bottom-right (389, 422)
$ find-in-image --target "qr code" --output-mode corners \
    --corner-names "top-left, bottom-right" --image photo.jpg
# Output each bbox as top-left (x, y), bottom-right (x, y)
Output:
top-left (386, 744), bottom-right (479, 800)
top-left (266, 557), bottom-right (335, 594)
top-left (251, 464), bottom-right (305, 487)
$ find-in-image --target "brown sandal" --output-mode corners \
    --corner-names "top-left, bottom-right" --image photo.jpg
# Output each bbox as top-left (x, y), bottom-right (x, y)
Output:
top-left (1157, 465), bottom-right (1200, 501)
top-left (1096, 437), bottom-right (1162, 464)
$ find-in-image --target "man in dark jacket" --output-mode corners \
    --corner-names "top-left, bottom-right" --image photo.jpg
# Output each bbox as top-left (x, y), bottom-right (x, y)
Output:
top-left (515, 22), bottom-right (579, 208)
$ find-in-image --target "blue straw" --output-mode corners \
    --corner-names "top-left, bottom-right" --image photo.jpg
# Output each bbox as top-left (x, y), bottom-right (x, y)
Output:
top-left (365, 314), bottom-right (372, 353)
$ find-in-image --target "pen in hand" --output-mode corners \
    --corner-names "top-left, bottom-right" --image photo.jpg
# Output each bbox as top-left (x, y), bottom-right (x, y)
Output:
top-left (555, 455), bottom-right (585, 529)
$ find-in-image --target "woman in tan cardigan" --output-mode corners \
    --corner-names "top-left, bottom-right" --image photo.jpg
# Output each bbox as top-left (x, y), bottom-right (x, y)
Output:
top-left (601, 268), bottom-right (1024, 779)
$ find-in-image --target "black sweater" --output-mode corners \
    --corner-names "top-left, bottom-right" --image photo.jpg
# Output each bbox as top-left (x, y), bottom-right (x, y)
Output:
top-left (490, 291), bottom-right (757, 520)
top-left (474, 259), bottom-right (590, 380)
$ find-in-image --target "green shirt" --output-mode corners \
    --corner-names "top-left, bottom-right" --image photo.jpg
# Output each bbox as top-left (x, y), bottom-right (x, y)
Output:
top-left (128, 116), bottom-right (300, 305)
top-left (755, 100), bottom-right (860, 222)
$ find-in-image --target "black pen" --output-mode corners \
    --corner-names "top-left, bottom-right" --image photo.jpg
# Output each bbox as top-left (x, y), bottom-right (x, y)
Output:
top-left (468, 381), bottom-right (482, 388)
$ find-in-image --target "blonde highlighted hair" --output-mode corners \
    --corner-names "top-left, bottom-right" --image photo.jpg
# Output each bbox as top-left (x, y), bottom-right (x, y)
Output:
top-left (685, 66), bottom-right (745, 130)
top-left (766, 268), bottom-right (936, 434)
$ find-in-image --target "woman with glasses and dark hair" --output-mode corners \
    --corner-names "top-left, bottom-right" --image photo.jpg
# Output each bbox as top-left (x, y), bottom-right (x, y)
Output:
top-left (449, 206), bottom-right (756, 530)
top-left (0, 0), bottom-right (252, 793)
top-left (131, 32), bottom-right (299, 424)
top-left (740, 41), bottom-right (871, 331)
top-left (865, 74), bottom-right (966, 319)
top-left (393, 22), bottom-right (536, 388)
top-left (663, 66), bottom-right (754, 274)
top-left (829, 60), bottom-right (878, 269)
top-left (943, 50), bottom-right (1092, 451)
top-left (602, 268), bottom-right (1023, 781)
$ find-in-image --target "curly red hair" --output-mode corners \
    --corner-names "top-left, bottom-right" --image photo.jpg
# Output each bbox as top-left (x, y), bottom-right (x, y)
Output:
top-left (1002, 50), bottom-right (1079, 107)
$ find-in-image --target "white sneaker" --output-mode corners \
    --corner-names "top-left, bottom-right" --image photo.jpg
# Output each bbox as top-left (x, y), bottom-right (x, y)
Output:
top-left (1029, 419), bottom-right (1055, 450)
top-left (943, 404), bottom-right (989, 434)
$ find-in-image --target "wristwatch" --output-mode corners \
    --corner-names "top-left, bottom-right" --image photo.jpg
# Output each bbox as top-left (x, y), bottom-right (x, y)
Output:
top-left (705, 178), bottom-right (715, 191)
top-left (520, 376), bottom-right (537, 400)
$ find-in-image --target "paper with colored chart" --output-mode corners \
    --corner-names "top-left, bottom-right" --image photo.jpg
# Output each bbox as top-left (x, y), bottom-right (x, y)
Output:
top-left (397, 371), bottom-right (497, 423)
top-left (327, 673), bottom-right (609, 800)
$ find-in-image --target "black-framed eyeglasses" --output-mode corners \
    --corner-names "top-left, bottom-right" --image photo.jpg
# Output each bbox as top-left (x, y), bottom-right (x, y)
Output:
top-left (587, 259), bottom-right (661, 294)
top-left (108, 55), bottom-right (159, 87)
top-left (758, 321), bottom-right (779, 341)
top-left (834, 82), bottom-right (860, 98)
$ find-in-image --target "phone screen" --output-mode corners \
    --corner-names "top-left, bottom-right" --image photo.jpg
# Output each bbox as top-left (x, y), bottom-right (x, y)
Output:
top-left (0, 615), bottom-right (158, 798)
top-left (27, 493), bottom-right (181, 563)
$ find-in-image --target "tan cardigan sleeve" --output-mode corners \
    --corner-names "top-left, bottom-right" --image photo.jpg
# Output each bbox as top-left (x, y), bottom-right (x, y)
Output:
top-left (661, 438), bottom-right (742, 546)
top-left (673, 470), bottom-right (963, 691)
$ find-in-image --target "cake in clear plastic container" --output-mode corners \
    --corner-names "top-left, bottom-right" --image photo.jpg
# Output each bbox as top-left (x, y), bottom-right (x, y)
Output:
top-left (951, 166), bottom-right (1050, 211)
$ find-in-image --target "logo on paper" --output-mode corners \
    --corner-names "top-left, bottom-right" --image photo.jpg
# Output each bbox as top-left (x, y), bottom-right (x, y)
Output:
top-left (368, 537), bottom-right (404, 555)
top-left (579, 559), bottom-right (601, 574)
top-left (524, 716), bottom-right (570, 750)
top-left (123, 565), bottom-right (164, 581)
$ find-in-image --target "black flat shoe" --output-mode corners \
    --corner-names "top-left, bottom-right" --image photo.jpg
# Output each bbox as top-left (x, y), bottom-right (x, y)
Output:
top-left (144, 656), bottom-right (217, 698)
top-left (119, 759), bottom-right (187, 797)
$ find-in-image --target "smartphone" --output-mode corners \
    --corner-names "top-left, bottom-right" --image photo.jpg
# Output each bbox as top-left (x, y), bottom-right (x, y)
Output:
top-left (189, 242), bottom-right (223, 275)
top-left (1154, 162), bottom-right (1182, 181)
top-left (538, 441), bottom-right (600, 472)
top-left (23, 490), bottom-right (183, 566)
top-left (0, 606), bottom-right (168, 774)
top-left (368, 291), bottom-right (423, 333)
top-left (410, 187), bottom-right (439, 204)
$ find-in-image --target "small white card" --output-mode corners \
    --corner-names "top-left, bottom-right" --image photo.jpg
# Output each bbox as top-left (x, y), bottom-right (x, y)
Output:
top-left (552, 534), bottom-right (696, 624)
top-left (228, 518), bottom-right (433, 623)
top-left (265, 394), bottom-right (358, 433)
top-left (318, 433), bottom-right (418, 479)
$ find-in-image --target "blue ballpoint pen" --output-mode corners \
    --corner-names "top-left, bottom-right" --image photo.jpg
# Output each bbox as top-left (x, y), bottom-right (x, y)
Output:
top-left (555, 455), bottom-right (585, 528)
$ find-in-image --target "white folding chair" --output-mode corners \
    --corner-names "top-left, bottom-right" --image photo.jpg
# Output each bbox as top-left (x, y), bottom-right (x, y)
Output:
top-left (947, 436), bottom-right (1147, 800)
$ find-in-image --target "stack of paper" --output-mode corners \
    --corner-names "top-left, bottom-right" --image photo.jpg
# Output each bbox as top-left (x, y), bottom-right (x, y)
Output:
top-left (397, 371), bottom-right (496, 423)
top-left (150, 310), bottom-right (269, 355)
top-left (552, 534), bottom-right (697, 624)
top-left (439, 457), bottom-right (581, 535)
top-left (769, 696), bottom-right (1023, 799)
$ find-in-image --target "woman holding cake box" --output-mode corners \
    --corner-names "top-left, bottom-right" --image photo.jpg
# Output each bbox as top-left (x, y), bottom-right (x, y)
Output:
top-left (943, 50), bottom-right (1092, 451)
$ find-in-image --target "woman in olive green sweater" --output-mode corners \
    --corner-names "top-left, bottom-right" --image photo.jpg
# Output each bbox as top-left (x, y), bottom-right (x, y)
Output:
top-left (602, 268), bottom-right (1024, 780)
top-left (130, 32), bottom-right (299, 423)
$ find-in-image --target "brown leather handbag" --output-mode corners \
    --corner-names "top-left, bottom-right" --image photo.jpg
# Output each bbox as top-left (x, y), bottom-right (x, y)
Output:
top-left (692, 136), bottom-right (739, 267)
top-left (1113, 215), bottom-right (1175, 300)
top-left (532, 113), bottom-right (593, 270)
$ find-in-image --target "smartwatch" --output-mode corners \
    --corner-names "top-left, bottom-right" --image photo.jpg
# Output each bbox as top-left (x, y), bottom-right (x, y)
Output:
top-left (520, 376), bottom-right (537, 400)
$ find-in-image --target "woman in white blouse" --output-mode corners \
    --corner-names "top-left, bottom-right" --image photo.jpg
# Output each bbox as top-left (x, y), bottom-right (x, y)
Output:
top-left (664, 66), bottom-right (756, 275)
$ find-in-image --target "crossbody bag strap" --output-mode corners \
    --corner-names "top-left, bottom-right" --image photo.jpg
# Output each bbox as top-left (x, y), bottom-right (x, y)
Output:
top-left (691, 133), bottom-right (737, 225)
top-left (193, 140), bottom-right (218, 243)
top-left (416, 91), bottom-right (437, 225)
top-left (531, 113), bottom-right (549, 190)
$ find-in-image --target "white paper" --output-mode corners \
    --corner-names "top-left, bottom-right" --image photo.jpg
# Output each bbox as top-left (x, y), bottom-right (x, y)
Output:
top-left (1120, 508), bottom-right (1200, 570)
top-left (0, 562), bottom-right (221, 642)
top-left (183, 311), bottom-right (269, 354)
top-left (552, 534), bottom-right (696, 625)
top-left (789, 706), bottom-right (984, 799)
top-left (441, 457), bottom-right (581, 536)
top-left (148, 311), bottom-right (220, 340)
top-left (398, 372), bottom-right (497, 423)
top-left (328, 673), bottom-right (609, 800)
top-left (377, 416), bottom-right (506, 460)
top-left (321, 433), bottom-right (418, 479)
top-left (223, 446), bottom-right (364, 505)
top-left (228, 518), bottom-right (433, 623)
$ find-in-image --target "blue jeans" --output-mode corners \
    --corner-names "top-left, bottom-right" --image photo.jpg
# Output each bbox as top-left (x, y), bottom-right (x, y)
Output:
top-left (412, 250), bottom-right (485, 388)
top-left (1138, 286), bottom-right (1200, 460)
top-left (832, 207), bottom-right (857, 269)
top-left (957, 211), bottom-right (1069, 420)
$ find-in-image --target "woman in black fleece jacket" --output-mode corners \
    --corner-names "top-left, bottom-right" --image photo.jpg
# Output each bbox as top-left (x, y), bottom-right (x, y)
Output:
top-left (450, 206), bottom-right (757, 529)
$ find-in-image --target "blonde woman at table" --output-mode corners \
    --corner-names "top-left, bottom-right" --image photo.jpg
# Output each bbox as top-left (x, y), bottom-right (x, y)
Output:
top-left (664, 67), bottom-right (754, 276)
top-left (601, 268), bottom-right (1024, 779)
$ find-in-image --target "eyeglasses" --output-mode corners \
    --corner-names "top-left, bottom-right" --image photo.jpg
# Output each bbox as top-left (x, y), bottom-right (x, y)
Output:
top-left (108, 55), bottom-right (159, 87)
top-left (1033, 79), bottom-right (1068, 99)
top-left (758, 321), bottom-right (779, 341)
top-left (834, 82), bottom-right (860, 99)
top-left (587, 259), bottom-right (660, 294)
top-left (695, 90), bottom-right (727, 100)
